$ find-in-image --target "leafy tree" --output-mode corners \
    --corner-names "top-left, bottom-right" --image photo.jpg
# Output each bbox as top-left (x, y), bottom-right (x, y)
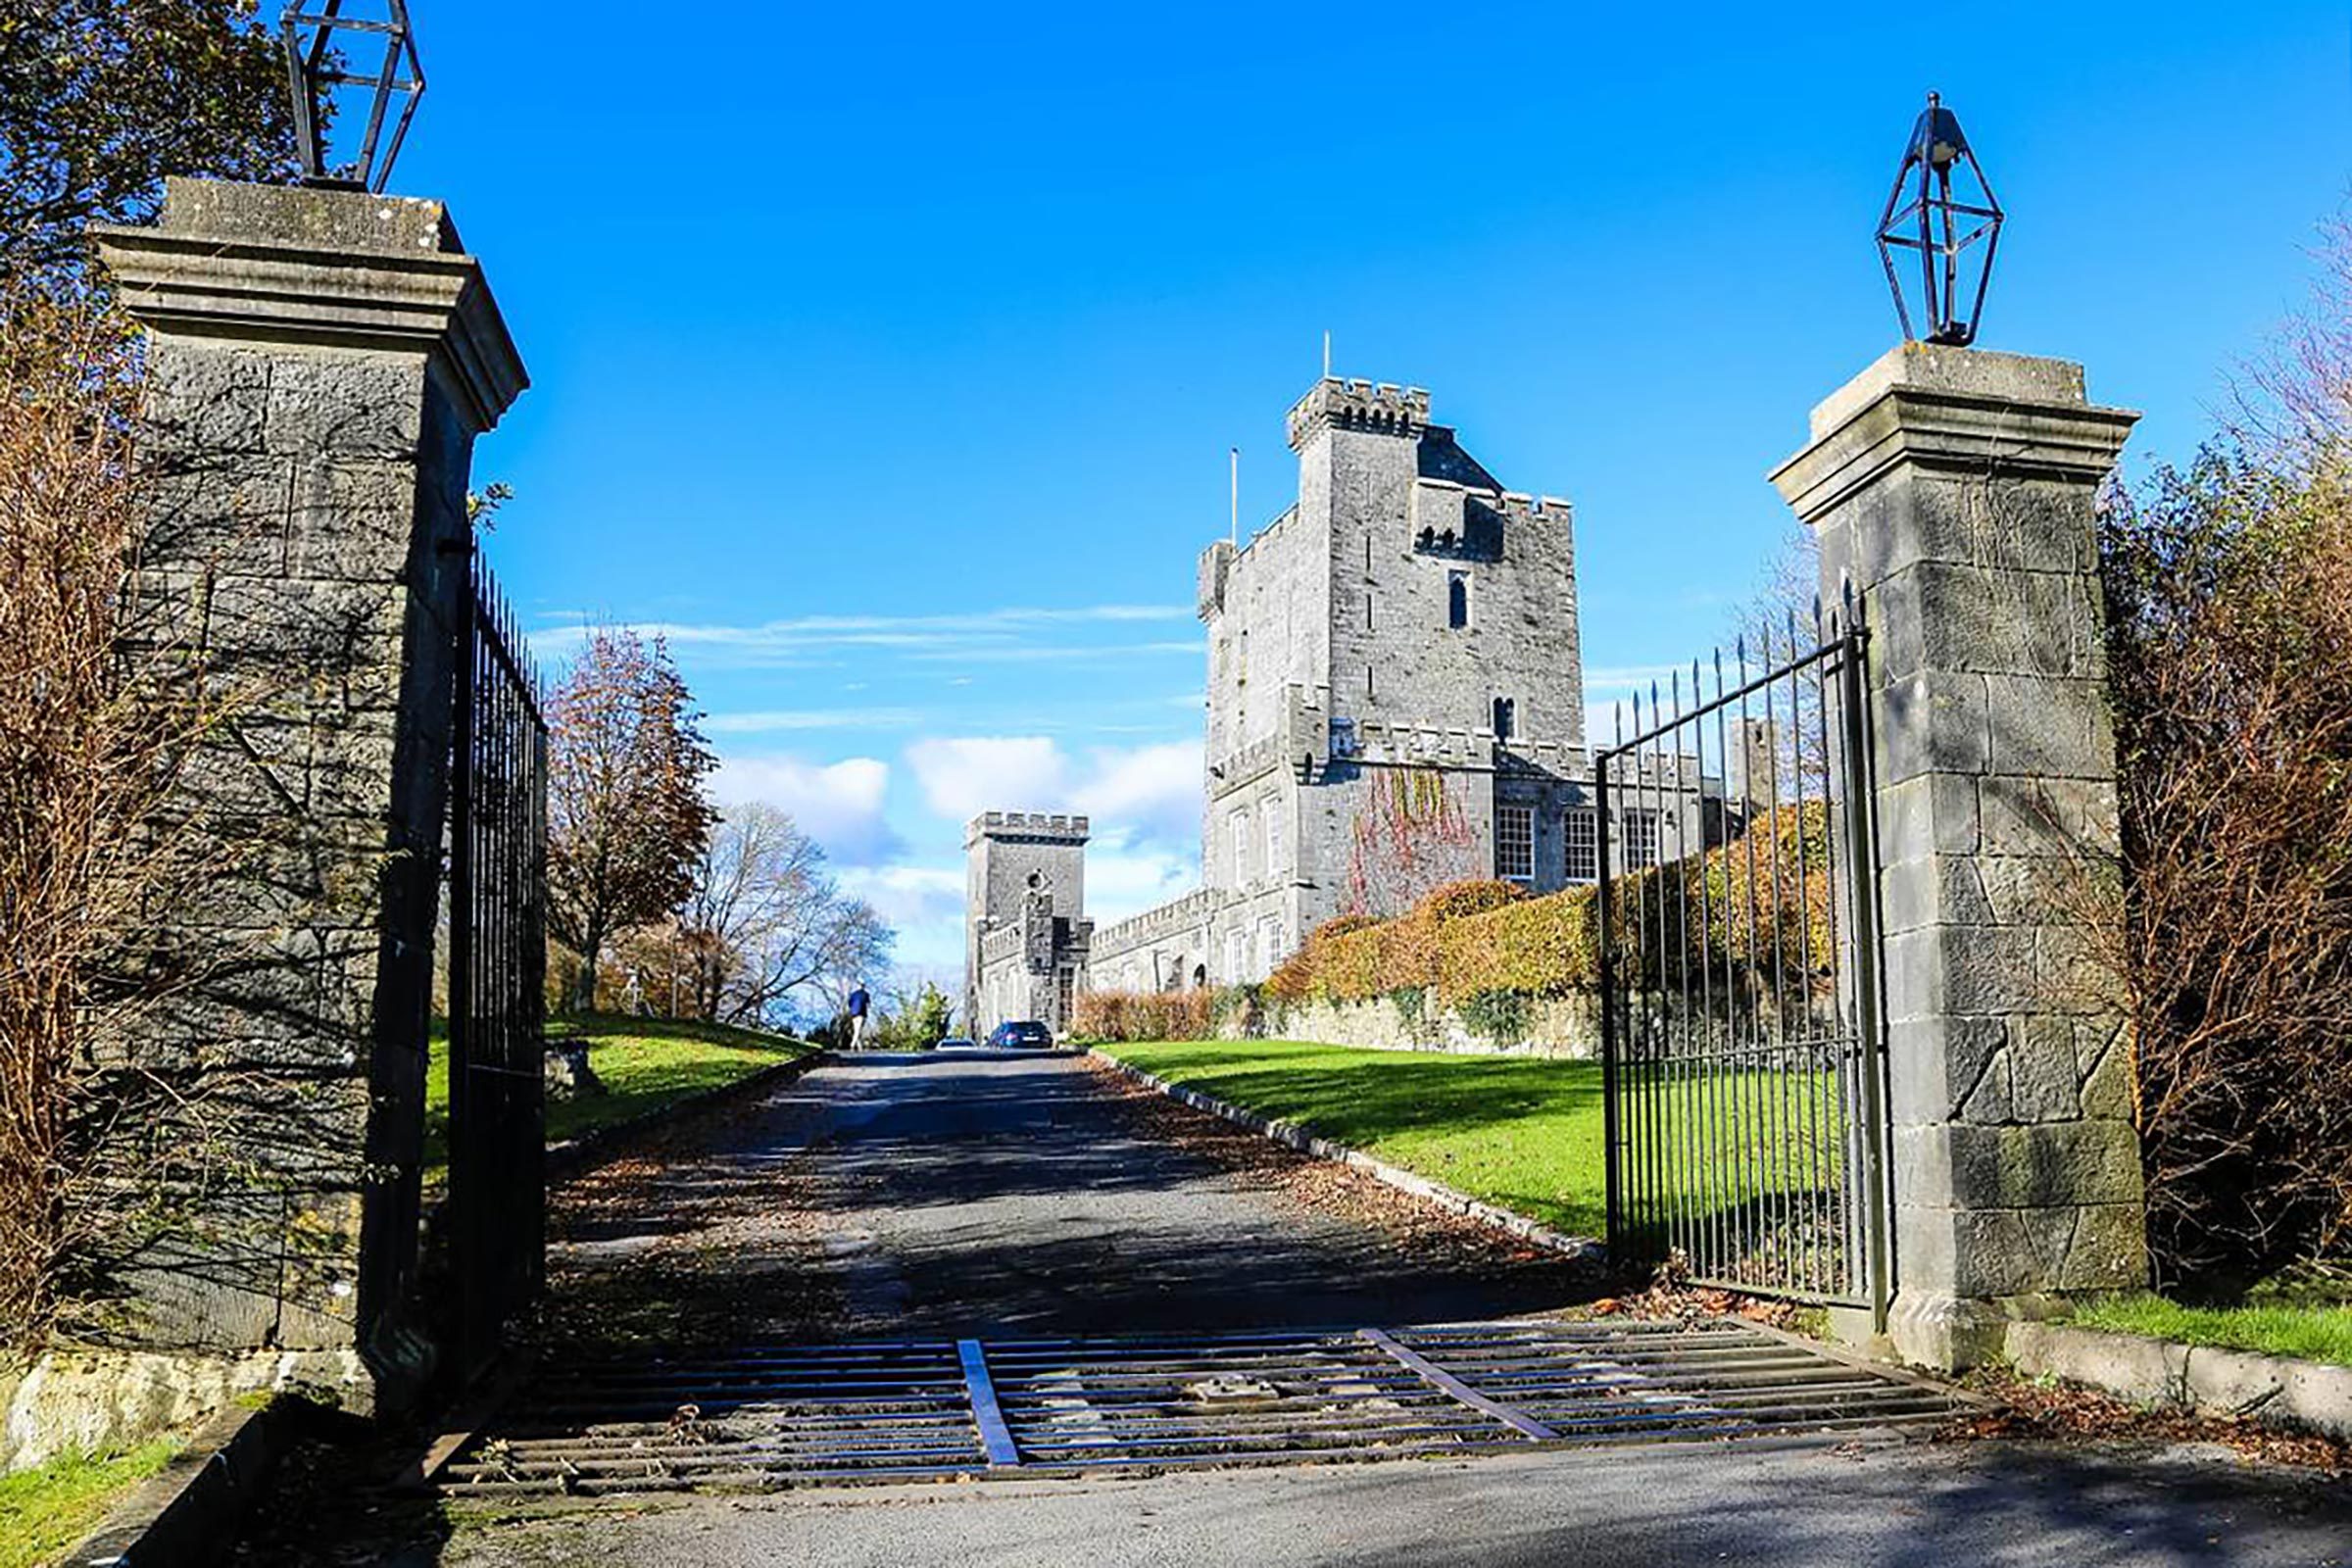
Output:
top-left (906, 981), bottom-right (953, 1048)
top-left (0, 0), bottom-right (305, 281)
top-left (546, 625), bottom-right (718, 1013)
top-left (678, 803), bottom-right (896, 1028)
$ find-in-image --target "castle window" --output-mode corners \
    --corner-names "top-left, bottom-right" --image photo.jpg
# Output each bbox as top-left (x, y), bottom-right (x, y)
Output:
top-left (1257, 915), bottom-right (1282, 974)
top-left (1620, 808), bottom-right (1660, 869)
top-left (1225, 928), bottom-right (1246, 982)
top-left (1366, 592), bottom-right (1374, 630)
top-left (1264, 803), bottom-right (1285, 873)
top-left (1229, 807), bottom-right (1251, 883)
top-left (1564, 808), bottom-right (1599, 882)
top-left (1496, 803), bottom-right (1535, 882)
top-left (1492, 696), bottom-right (1515, 741)
top-left (1447, 571), bottom-right (1470, 629)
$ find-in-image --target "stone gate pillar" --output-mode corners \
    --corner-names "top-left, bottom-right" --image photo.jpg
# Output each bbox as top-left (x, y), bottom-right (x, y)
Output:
top-left (87, 178), bottom-right (524, 1411)
top-left (1770, 344), bottom-right (2144, 1370)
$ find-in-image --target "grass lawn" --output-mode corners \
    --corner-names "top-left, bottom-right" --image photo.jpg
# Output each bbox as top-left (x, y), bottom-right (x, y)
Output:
top-left (1097, 1039), bottom-right (1607, 1239)
top-left (2067, 1293), bottom-right (2352, 1368)
top-left (424, 1013), bottom-right (815, 1175)
top-left (0, 1442), bottom-right (177, 1568)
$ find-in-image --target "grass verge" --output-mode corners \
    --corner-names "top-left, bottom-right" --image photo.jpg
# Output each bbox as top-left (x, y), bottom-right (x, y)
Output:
top-left (425, 1013), bottom-right (815, 1175)
top-left (0, 1442), bottom-right (177, 1568)
top-left (2067, 1293), bottom-right (2352, 1368)
top-left (1095, 1038), bottom-right (1605, 1238)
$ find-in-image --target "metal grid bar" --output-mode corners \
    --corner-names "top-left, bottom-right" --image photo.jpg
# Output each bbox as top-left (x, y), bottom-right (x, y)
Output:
top-left (444, 1319), bottom-right (1966, 1496)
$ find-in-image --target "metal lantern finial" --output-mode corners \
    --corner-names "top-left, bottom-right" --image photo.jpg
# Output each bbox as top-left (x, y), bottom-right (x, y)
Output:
top-left (1875, 91), bottom-right (2004, 347)
top-left (280, 1), bottom-right (425, 194)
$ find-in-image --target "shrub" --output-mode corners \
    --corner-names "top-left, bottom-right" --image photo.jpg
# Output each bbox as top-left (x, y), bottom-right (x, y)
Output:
top-left (1275, 805), bottom-right (1833, 1012)
top-left (2097, 444), bottom-right (2352, 1285)
top-left (1457, 989), bottom-right (1531, 1047)
top-left (1071, 987), bottom-right (1215, 1044)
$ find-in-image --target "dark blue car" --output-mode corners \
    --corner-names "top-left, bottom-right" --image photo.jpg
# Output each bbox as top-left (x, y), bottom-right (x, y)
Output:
top-left (987, 1020), bottom-right (1054, 1050)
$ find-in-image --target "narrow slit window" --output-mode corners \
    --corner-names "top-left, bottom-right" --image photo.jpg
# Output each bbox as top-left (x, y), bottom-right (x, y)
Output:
top-left (1447, 571), bottom-right (1470, 629)
top-left (1492, 696), bottom-right (1515, 741)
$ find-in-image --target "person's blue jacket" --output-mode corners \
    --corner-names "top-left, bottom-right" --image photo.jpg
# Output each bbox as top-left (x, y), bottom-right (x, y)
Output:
top-left (847, 988), bottom-right (870, 1018)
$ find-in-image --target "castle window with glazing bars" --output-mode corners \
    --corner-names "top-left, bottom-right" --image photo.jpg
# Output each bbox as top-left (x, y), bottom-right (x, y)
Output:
top-left (1564, 808), bottom-right (1598, 882)
top-left (1496, 803), bottom-right (1535, 882)
top-left (1620, 808), bottom-right (1660, 869)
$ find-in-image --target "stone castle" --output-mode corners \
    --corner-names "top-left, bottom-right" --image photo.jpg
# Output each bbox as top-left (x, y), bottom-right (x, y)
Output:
top-left (965, 374), bottom-right (1719, 1036)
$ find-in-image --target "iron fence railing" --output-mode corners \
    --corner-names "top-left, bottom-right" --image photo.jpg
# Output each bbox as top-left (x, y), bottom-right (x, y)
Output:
top-left (1596, 607), bottom-right (1890, 1321)
top-left (446, 550), bottom-right (549, 1374)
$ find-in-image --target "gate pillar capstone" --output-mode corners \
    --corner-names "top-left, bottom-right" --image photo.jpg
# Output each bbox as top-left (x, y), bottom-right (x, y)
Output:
top-left (1769, 344), bottom-right (2144, 1371)
top-left (87, 178), bottom-right (524, 1412)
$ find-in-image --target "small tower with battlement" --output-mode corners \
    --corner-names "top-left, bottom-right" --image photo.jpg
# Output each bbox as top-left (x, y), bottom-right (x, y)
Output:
top-left (963, 811), bottom-right (1092, 1037)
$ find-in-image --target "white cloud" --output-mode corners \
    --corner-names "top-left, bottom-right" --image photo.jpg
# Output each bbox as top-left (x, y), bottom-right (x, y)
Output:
top-left (906, 737), bottom-right (1068, 822)
top-left (905, 639), bottom-right (1200, 665)
top-left (835, 865), bottom-right (968, 992)
top-left (706, 708), bottom-right (927, 734)
top-left (710, 755), bottom-right (901, 864)
top-left (534, 605), bottom-right (1195, 669)
top-left (1084, 838), bottom-right (1200, 924)
top-left (904, 735), bottom-right (1203, 860)
top-left (1073, 740), bottom-right (1201, 847)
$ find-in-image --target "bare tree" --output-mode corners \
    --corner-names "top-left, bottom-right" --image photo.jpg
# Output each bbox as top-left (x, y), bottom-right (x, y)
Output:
top-left (671, 804), bottom-right (899, 1029)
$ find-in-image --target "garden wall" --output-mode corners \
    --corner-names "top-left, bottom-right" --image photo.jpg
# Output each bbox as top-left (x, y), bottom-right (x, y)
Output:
top-left (1250, 994), bottom-right (1599, 1059)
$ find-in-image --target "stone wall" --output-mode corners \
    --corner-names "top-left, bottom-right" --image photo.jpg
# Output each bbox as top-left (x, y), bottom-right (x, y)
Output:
top-left (1261, 994), bottom-right (1601, 1059)
top-left (81, 177), bottom-right (524, 1414)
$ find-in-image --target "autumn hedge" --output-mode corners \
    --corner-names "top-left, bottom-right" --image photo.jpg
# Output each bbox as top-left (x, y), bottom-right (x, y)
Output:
top-left (1270, 803), bottom-right (1837, 1009)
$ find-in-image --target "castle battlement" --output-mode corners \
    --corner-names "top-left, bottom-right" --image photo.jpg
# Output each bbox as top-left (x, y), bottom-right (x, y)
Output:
top-left (1093, 887), bottom-right (1221, 954)
top-left (1286, 377), bottom-right (1431, 451)
top-left (965, 810), bottom-right (1091, 846)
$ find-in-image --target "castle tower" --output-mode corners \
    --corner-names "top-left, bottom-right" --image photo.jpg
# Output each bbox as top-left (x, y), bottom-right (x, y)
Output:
top-left (1187, 379), bottom-right (1587, 982)
top-left (962, 812), bottom-right (1091, 1036)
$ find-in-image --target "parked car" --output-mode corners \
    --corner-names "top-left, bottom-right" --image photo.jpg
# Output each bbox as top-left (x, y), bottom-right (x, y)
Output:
top-left (987, 1020), bottom-right (1054, 1050)
top-left (936, 1036), bottom-right (977, 1051)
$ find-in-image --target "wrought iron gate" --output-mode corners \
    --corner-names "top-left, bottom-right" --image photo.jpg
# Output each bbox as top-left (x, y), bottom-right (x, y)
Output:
top-left (446, 553), bottom-right (550, 1375)
top-left (1595, 608), bottom-right (1891, 1323)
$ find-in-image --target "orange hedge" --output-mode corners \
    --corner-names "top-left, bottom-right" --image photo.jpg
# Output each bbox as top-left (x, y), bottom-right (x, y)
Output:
top-left (1070, 986), bottom-right (1216, 1043)
top-left (1285, 804), bottom-right (1838, 1008)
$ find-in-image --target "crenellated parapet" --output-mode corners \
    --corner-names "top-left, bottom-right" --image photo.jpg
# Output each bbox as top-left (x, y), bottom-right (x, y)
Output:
top-left (1286, 377), bottom-right (1430, 451)
top-left (979, 922), bottom-right (1024, 968)
top-left (1092, 887), bottom-right (1220, 960)
top-left (965, 810), bottom-right (1091, 848)
top-left (1410, 482), bottom-right (1574, 561)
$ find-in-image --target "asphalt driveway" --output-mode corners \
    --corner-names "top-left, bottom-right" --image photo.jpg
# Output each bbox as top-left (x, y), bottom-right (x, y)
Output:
top-left (233, 1049), bottom-right (2352, 1567)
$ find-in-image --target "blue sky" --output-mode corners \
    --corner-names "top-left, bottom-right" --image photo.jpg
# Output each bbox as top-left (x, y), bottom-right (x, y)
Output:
top-left (383, 2), bottom-right (2351, 987)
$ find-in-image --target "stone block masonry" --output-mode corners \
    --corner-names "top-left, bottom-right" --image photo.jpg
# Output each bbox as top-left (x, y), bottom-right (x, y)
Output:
top-left (1772, 343), bottom-right (2142, 1370)
top-left (85, 179), bottom-right (524, 1414)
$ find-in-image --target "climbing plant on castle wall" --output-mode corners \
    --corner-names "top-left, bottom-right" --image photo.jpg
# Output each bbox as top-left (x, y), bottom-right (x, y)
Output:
top-left (1342, 767), bottom-right (1479, 918)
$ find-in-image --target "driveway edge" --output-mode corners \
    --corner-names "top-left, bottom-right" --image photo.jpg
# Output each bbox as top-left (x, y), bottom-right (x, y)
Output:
top-left (58, 1398), bottom-right (295, 1568)
top-left (2007, 1320), bottom-right (2352, 1440)
top-left (546, 1048), bottom-right (836, 1182)
top-left (1087, 1047), bottom-right (1605, 1266)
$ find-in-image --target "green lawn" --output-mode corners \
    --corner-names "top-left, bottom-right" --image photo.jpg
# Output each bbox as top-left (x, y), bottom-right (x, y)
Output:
top-left (424, 1013), bottom-right (815, 1175)
top-left (0, 1442), bottom-right (177, 1568)
top-left (1097, 1039), bottom-right (1608, 1239)
top-left (2067, 1292), bottom-right (2352, 1368)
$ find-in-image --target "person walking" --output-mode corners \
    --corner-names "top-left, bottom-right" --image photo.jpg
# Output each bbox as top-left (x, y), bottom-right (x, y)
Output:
top-left (846, 981), bottom-right (871, 1050)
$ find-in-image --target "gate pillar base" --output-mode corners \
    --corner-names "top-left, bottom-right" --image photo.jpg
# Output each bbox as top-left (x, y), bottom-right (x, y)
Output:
top-left (1773, 343), bottom-right (2147, 1372)
top-left (87, 179), bottom-right (524, 1413)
